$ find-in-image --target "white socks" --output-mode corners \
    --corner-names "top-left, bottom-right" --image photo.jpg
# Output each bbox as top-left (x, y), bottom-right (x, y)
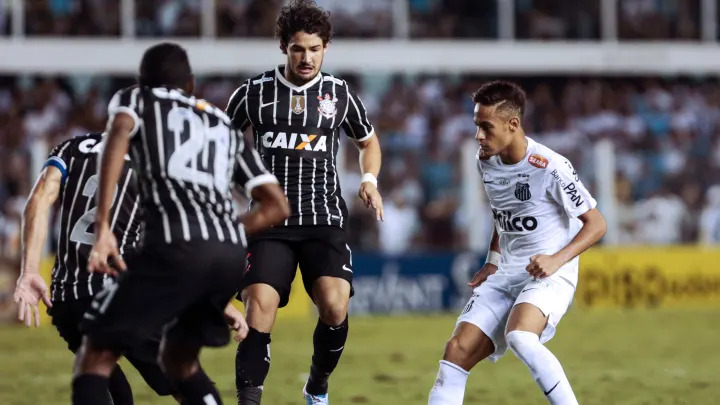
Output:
top-left (506, 330), bottom-right (578, 405)
top-left (428, 360), bottom-right (469, 405)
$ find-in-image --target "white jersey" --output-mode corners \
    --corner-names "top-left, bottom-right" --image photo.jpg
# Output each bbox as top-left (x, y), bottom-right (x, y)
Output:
top-left (478, 137), bottom-right (597, 286)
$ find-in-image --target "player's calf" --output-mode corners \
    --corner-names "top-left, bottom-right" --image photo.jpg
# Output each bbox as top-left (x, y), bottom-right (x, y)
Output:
top-left (428, 322), bottom-right (494, 405)
top-left (108, 365), bottom-right (134, 405)
top-left (160, 341), bottom-right (222, 405)
top-left (236, 327), bottom-right (272, 404)
top-left (306, 278), bottom-right (351, 397)
top-left (506, 330), bottom-right (578, 405)
top-left (72, 338), bottom-right (121, 405)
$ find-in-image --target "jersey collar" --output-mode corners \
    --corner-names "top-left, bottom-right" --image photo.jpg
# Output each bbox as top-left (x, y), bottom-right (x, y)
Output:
top-left (275, 65), bottom-right (322, 92)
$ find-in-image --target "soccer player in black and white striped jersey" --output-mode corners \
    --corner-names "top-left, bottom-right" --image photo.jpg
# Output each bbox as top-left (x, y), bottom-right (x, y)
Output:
top-left (13, 133), bottom-right (177, 404)
top-left (226, 1), bottom-right (384, 404)
top-left (71, 43), bottom-right (289, 405)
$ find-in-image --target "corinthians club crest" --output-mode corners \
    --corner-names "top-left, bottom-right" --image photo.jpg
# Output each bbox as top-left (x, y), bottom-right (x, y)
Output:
top-left (317, 93), bottom-right (338, 119)
top-left (515, 182), bottom-right (531, 201)
top-left (291, 95), bottom-right (306, 115)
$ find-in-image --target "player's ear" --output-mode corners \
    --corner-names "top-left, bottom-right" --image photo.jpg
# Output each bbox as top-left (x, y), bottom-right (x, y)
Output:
top-left (508, 116), bottom-right (520, 132)
top-left (280, 42), bottom-right (288, 55)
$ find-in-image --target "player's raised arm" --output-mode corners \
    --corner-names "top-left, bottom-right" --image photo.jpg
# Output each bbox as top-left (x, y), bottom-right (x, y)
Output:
top-left (13, 162), bottom-right (65, 327)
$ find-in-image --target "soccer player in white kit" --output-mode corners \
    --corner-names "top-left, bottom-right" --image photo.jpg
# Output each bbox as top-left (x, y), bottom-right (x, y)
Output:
top-left (428, 81), bottom-right (607, 405)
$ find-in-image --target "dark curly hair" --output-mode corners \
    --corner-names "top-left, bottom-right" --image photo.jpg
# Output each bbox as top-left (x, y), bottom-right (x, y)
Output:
top-left (276, 0), bottom-right (332, 53)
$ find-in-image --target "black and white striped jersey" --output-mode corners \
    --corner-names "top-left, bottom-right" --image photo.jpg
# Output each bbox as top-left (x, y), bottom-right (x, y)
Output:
top-left (46, 133), bottom-right (141, 302)
top-left (226, 65), bottom-right (374, 230)
top-left (108, 86), bottom-right (276, 245)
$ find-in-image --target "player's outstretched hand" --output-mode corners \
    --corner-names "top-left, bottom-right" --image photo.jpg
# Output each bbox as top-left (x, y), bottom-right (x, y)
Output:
top-left (468, 263), bottom-right (498, 288)
top-left (225, 303), bottom-right (249, 342)
top-left (526, 254), bottom-right (563, 278)
top-left (358, 182), bottom-right (384, 221)
top-left (13, 273), bottom-right (52, 327)
top-left (88, 225), bottom-right (126, 276)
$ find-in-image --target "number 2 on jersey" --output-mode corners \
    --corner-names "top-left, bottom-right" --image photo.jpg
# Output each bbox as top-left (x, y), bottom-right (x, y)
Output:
top-left (69, 174), bottom-right (118, 245)
top-left (166, 106), bottom-right (230, 192)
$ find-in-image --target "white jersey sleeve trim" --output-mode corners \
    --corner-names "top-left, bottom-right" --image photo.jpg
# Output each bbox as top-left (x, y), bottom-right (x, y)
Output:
top-left (352, 130), bottom-right (375, 143)
top-left (244, 173), bottom-right (279, 198)
top-left (110, 106), bottom-right (141, 138)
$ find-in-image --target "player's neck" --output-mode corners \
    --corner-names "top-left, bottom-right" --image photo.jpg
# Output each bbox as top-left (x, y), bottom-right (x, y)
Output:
top-left (498, 136), bottom-right (528, 165)
top-left (283, 63), bottom-right (317, 87)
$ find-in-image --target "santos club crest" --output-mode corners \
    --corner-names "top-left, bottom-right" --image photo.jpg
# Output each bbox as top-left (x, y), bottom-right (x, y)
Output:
top-left (515, 182), bottom-right (531, 201)
top-left (317, 93), bottom-right (338, 119)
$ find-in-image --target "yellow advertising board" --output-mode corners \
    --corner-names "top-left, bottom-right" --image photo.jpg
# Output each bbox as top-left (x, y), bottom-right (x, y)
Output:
top-left (576, 247), bottom-right (720, 309)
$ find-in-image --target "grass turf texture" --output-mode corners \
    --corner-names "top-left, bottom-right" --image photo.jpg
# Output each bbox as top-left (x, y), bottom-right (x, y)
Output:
top-left (1, 309), bottom-right (717, 404)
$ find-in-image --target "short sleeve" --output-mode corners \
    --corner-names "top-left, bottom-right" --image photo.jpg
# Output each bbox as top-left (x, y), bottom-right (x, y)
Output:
top-left (546, 158), bottom-right (597, 218)
top-left (226, 81), bottom-right (251, 132)
top-left (232, 133), bottom-right (278, 198)
top-left (341, 82), bottom-right (375, 142)
top-left (107, 86), bottom-right (141, 138)
top-left (43, 138), bottom-right (74, 184)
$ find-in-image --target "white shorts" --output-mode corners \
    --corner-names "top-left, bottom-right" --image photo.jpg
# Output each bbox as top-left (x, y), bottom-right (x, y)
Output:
top-left (456, 270), bottom-right (576, 362)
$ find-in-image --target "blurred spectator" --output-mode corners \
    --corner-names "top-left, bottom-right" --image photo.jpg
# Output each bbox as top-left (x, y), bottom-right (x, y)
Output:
top-left (316, 0), bottom-right (392, 37)
top-left (699, 185), bottom-right (720, 244)
top-left (216, 0), bottom-right (282, 37)
top-left (378, 190), bottom-right (419, 255)
top-left (410, 0), bottom-right (497, 38)
top-left (136, 0), bottom-right (201, 37)
top-left (0, 0), bottom-right (11, 35)
top-left (619, 0), bottom-right (699, 40)
top-left (635, 187), bottom-right (687, 244)
top-left (25, 0), bottom-right (119, 36)
top-left (515, 0), bottom-right (599, 40)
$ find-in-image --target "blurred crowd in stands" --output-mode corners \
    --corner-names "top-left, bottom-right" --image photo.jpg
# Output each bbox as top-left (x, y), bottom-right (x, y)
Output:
top-left (3, 0), bottom-right (703, 40)
top-left (4, 73), bottom-right (720, 260)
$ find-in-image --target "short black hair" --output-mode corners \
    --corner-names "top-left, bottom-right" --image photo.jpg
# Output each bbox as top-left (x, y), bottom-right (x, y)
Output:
top-left (472, 80), bottom-right (527, 118)
top-left (138, 42), bottom-right (192, 88)
top-left (276, 0), bottom-right (332, 52)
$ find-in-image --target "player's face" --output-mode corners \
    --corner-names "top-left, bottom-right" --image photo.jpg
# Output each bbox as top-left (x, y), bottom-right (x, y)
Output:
top-left (285, 31), bottom-right (327, 83)
top-left (474, 103), bottom-right (519, 157)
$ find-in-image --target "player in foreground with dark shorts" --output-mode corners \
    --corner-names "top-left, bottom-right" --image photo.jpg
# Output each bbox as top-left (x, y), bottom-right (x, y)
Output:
top-left (226, 1), bottom-right (384, 404)
top-left (71, 42), bottom-right (289, 405)
top-left (13, 133), bottom-right (177, 404)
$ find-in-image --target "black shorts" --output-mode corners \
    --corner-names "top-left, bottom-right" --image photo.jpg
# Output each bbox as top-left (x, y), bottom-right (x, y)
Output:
top-left (50, 297), bottom-right (175, 396)
top-left (81, 239), bottom-right (245, 354)
top-left (240, 226), bottom-right (354, 307)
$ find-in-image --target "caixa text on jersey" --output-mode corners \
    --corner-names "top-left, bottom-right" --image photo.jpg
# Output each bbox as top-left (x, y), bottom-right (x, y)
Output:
top-left (261, 131), bottom-right (328, 152)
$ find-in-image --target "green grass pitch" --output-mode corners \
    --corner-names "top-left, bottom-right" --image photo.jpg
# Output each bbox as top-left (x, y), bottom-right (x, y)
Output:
top-left (1, 309), bottom-right (718, 404)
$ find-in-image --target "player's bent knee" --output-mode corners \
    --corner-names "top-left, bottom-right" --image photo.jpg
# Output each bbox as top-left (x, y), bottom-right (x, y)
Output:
top-left (243, 285), bottom-right (281, 315)
top-left (74, 338), bottom-right (119, 376)
top-left (443, 336), bottom-right (473, 364)
top-left (505, 330), bottom-right (539, 362)
top-left (317, 300), bottom-right (348, 325)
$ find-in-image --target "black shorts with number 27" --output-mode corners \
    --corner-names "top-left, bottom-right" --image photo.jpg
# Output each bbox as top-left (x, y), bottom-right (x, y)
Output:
top-left (239, 226), bottom-right (354, 307)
